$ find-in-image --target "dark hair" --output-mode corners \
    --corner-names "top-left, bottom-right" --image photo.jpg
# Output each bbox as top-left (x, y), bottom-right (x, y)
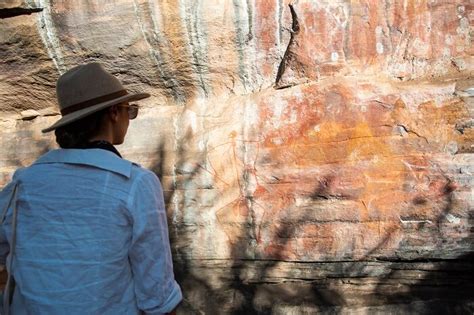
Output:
top-left (55, 109), bottom-right (108, 148)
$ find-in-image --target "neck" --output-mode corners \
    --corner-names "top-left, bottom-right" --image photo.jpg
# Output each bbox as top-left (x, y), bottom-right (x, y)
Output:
top-left (89, 136), bottom-right (114, 144)
top-left (89, 126), bottom-right (115, 144)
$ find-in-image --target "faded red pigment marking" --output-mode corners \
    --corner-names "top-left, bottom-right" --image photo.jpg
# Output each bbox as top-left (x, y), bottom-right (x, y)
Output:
top-left (213, 131), bottom-right (271, 251)
top-left (251, 82), bottom-right (445, 258)
top-left (215, 78), bottom-right (470, 260)
top-left (429, 5), bottom-right (452, 58)
top-left (301, 7), bottom-right (328, 61)
top-left (392, 98), bottom-right (470, 153)
top-left (347, 0), bottom-right (378, 62)
top-left (259, 86), bottom-right (324, 147)
top-left (255, 0), bottom-right (278, 53)
top-left (254, 0), bottom-right (277, 77)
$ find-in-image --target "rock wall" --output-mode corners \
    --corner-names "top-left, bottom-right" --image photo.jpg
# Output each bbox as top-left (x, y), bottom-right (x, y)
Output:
top-left (1, 0), bottom-right (473, 313)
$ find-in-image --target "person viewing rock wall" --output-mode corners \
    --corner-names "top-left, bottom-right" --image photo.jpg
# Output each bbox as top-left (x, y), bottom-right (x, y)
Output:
top-left (0, 1), bottom-right (473, 314)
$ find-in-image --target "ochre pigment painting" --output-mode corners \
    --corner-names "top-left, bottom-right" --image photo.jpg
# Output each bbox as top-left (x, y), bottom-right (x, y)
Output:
top-left (1, 0), bottom-right (473, 313)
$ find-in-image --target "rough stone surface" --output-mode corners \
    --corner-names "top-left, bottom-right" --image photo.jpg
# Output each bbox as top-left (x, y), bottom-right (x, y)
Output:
top-left (1, 1), bottom-right (473, 314)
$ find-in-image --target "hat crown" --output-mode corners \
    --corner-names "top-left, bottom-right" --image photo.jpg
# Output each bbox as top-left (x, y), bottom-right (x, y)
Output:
top-left (56, 63), bottom-right (125, 110)
top-left (42, 62), bottom-right (150, 133)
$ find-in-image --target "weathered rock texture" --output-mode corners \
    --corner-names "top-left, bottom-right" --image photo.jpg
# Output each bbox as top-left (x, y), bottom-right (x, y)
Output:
top-left (1, 0), bottom-right (473, 314)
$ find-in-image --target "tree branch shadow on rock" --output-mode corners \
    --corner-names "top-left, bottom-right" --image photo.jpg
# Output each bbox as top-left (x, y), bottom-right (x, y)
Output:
top-left (149, 134), bottom-right (474, 314)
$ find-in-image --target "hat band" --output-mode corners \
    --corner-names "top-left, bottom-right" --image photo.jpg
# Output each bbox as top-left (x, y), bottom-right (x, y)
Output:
top-left (60, 90), bottom-right (128, 116)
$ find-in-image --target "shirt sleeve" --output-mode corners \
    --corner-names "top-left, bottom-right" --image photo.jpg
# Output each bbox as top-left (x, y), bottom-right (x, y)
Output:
top-left (0, 172), bottom-right (21, 266)
top-left (127, 170), bottom-right (182, 314)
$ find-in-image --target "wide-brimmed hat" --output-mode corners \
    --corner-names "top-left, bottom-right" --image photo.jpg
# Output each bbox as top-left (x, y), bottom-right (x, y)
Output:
top-left (42, 62), bottom-right (150, 133)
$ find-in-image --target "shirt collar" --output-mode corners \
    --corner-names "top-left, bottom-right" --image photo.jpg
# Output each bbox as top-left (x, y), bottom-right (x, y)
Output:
top-left (85, 140), bottom-right (122, 158)
top-left (34, 149), bottom-right (134, 178)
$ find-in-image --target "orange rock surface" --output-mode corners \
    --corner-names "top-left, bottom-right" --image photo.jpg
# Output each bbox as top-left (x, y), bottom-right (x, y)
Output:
top-left (0, 0), bottom-right (473, 313)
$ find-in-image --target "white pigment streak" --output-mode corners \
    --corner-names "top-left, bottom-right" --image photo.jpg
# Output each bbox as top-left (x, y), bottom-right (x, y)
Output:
top-left (445, 214), bottom-right (461, 224)
top-left (29, 0), bottom-right (66, 74)
top-left (399, 218), bottom-right (433, 224)
top-left (171, 113), bottom-right (180, 224)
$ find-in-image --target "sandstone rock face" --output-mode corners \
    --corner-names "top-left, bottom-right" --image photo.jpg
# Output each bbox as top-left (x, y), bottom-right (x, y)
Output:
top-left (1, 1), bottom-right (473, 313)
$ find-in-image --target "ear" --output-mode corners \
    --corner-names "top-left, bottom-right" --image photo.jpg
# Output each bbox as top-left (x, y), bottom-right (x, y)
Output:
top-left (108, 105), bottom-right (120, 123)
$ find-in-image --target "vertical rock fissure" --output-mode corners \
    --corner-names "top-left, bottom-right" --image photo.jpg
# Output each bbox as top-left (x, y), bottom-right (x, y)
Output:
top-left (274, 4), bottom-right (300, 89)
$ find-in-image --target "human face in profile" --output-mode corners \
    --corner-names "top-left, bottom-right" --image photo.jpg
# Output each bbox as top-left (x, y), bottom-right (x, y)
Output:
top-left (113, 102), bottom-right (137, 144)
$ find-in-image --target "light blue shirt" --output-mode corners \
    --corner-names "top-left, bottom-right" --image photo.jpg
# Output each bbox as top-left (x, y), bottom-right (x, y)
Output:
top-left (0, 149), bottom-right (182, 314)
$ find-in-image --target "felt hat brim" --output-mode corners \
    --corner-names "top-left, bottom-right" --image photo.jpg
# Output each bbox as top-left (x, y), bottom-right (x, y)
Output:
top-left (41, 92), bottom-right (150, 133)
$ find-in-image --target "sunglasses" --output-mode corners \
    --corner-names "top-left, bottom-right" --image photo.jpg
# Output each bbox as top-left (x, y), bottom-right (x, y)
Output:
top-left (118, 104), bottom-right (139, 120)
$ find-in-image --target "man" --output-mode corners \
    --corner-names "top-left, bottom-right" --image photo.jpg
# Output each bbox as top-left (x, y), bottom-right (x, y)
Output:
top-left (0, 63), bottom-right (182, 314)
